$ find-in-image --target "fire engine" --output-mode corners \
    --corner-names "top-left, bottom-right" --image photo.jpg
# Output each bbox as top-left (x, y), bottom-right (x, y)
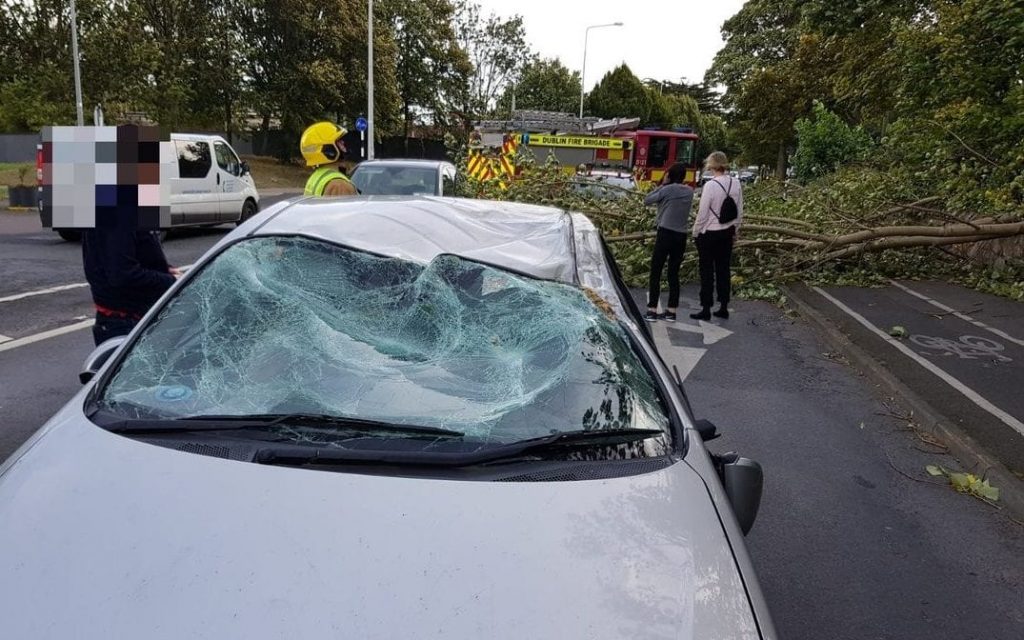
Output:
top-left (470, 110), bottom-right (701, 188)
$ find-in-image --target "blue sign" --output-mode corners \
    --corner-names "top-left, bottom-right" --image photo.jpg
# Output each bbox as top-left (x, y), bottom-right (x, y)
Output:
top-left (355, 117), bottom-right (368, 132)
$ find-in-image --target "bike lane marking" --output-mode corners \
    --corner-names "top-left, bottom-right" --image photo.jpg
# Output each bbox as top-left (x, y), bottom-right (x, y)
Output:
top-left (812, 286), bottom-right (1024, 438)
top-left (890, 279), bottom-right (1024, 348)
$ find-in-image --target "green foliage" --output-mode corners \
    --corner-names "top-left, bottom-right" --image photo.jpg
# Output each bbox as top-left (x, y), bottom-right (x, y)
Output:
top-left (496, 57), bottom-right (581, 115)
top-left (453, 1), bottom-right (530, 116)
top-left (793, 102), bottom-right (873, 180)
top-left (385, 0), bottom-right (471, 134)
top-left (585, 64), bottom-right (651, 121)
top-left (926, 465), bottom-right (1000, 502)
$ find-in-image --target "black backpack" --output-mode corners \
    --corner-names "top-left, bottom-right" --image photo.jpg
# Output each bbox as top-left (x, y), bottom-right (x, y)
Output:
top-left (711, 177), bottom-right (738, 223)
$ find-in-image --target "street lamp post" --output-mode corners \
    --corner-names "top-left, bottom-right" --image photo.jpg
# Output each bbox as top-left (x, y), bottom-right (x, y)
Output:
top-left (579, 22), bottom-right (623, 120)
top-left (70, 0), bottom-right (84, 126)
top-left (367, 0), bottom-right (375, 159)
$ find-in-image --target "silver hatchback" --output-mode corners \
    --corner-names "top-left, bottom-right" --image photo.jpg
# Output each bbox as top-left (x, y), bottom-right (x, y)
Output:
top-left (0, 197), bottom-right (775, 639)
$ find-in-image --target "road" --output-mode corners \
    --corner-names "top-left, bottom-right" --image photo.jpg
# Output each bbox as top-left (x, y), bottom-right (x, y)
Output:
top-left (1, 208), bottom-right (1022, 639)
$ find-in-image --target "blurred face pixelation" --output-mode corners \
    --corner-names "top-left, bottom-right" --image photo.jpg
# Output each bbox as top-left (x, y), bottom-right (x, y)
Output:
top-left (40, 125), bottom-right (174, 230)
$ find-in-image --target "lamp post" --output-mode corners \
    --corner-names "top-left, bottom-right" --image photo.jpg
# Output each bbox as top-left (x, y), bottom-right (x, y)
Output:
top-left (367, 0), bottom-right (375, 159)
top-left (70, 0), bottom-right (84, 126)
top-left (579, 22), bottom-right (623, 119)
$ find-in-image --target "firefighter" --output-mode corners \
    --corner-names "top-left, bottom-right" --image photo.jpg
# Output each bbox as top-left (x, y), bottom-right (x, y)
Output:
top-left (300, 122), bottom-right (358, 196)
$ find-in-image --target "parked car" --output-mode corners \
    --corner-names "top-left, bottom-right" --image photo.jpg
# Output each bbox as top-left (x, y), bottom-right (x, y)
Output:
top-left (48, 133), bottom-right (260, 242)
top-left (350, 158), bottom-right (458, 196)
top-left (571, 169), bottom-right (636, 199)
top-left (0, 197), bottom-right (775, 639)
top-left (698, 170), bottom-right (716, 186)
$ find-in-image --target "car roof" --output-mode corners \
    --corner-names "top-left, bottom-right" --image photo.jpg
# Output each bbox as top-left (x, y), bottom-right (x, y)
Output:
top-left (241, 196), bottom-right (629, 322)
top-left (170, 133), bottom-right (227, 143)
top-left (353, 159), bottom-right (454, 169)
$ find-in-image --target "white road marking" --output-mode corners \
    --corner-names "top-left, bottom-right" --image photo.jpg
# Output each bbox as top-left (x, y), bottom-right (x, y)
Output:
top-left (651, 322), bottom-right (707, 381)
top-left (0, 283), bottom-right (89, 303)
top-left (0, 333), bottom-right (11, 344)
top-left (0, 264), bottom-right (194, 305)
top-left (890, 279), bottom-right (1024, 348)
top-left (0, 319), bottom-right (94, 354)
top-left (813, 286), bottom-right (1024, 438)
top-left (664, 318), bottom-right (734, 345)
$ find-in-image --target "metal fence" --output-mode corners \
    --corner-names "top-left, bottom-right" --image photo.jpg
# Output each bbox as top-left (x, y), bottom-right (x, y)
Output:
top-left (0, 134), bottom-right (39, 163)
top-left (0, 131), bottom-right (448, 163)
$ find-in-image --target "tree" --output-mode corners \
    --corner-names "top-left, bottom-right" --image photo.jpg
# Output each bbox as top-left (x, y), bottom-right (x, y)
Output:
top-left (496, 57), bottom-right (580, 115)
top-left (584, 64), bottom-right (650, 120)
top-left (453, 1), bottom-right (530, 116)
top-left (382, 0), bottom-right (471, 136)
top-left (792, 102), bottom-right (872, 180)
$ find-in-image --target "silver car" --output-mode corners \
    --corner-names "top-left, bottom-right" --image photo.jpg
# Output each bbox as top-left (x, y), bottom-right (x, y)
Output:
top-left (350, 158), bottom-right (458, 196)
top-left (0, 197), bottom-right (775, 639)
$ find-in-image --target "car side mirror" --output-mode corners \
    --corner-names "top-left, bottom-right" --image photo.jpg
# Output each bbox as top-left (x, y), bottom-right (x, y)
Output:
top-left (79, 335), bottom-right (127, 384)
top-left (715, 452), bottom-right (764, 535)
top-left (694, 418), bottom-right (720, 441)
top-left (240, 161), bottom-right (251, 176)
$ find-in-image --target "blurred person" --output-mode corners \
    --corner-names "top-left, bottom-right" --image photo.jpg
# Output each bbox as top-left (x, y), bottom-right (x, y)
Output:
top-left (300, 122), bottom-right (358, 196)
top-left (83, 227), bottom-right (179, 346)
top-left (691, 151), bottom-right (743, 321)
top-left (643, 163), bottom-right (694, 322)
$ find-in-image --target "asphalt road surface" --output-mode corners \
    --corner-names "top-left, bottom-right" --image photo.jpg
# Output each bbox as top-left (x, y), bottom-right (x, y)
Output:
top-left (1, 207), bottom-right (1022, 639)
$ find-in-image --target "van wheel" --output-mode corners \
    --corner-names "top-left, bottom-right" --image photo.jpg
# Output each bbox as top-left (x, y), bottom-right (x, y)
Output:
top-left (237, 199), bottom-right (258, 226)
top-left (57, 229), bottom-right (82, 242)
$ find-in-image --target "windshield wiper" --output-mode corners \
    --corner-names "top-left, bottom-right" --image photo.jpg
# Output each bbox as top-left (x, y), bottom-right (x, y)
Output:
top-left (102, 412), bottom-right (464, 438)
top-left (255, 427), bottom-right (666, 468)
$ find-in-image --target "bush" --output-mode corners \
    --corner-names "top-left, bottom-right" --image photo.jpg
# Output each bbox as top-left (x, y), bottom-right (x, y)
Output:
top-left (792, 102), bottom-right (873, 181)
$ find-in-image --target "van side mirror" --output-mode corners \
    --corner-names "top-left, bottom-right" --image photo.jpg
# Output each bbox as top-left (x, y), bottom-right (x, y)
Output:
top-left (79, 335), bottom-right (127, 384)
top-left (714, 452), bottom-right (764, 535)
top-left (240, 161), bottom-right (251, 176)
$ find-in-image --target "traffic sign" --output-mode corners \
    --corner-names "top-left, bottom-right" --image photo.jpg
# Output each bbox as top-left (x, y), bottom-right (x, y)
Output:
top-left (355, 117), bottom-right (367, 132)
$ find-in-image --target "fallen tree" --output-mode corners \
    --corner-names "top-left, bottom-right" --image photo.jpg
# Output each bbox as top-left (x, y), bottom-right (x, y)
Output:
top-left (455, 158), bottom-right (1024, 302)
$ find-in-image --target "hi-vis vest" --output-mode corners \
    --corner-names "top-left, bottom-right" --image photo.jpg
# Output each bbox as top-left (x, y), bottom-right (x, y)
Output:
top-left (304, 166), bottom-right (353, 196)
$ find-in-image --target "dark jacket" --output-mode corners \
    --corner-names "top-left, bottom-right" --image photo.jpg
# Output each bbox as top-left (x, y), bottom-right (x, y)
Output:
top-left (82, 228), bottom-right (175, 316)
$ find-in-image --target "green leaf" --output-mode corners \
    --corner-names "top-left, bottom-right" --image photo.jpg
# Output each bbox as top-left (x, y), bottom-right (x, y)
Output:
top-left (976, 480), bottom-right (1000, 502)
top-left (889, 325), bottom-right (908, 338)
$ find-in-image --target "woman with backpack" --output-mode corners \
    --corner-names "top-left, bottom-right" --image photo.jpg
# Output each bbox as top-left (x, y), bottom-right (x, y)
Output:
top-left (691, 151), bottom-right (743, 321)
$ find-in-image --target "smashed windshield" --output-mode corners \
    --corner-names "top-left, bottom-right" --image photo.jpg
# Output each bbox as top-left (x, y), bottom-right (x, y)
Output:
top-left (96, 237), bottom-right (669, 444)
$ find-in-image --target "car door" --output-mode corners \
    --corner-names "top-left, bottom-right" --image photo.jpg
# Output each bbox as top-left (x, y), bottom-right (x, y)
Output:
top-left (213, 141), bottom-right (244, 221)
top-left (172, 139), bottom-right (218, 225)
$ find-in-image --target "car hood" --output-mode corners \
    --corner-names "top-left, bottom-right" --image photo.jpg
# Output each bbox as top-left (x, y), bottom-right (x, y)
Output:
top-left (0, 413), bottom-right (760, 640)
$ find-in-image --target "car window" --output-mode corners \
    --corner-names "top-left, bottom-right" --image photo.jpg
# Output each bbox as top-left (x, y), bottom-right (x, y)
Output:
top-left (175, 140), bottom-right (211, 179)
top-left (214, 141), bottom-right (241, 176)
top-left (96, 237), bottom-right (670, 444)
top-left (351, 165), bottom-right (439, 195)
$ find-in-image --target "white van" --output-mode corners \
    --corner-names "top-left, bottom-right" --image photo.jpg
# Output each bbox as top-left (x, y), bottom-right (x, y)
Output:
top-left (169, 133), bottom-right (260, 228)
top-left (50, 133), bottom-right (259, 241)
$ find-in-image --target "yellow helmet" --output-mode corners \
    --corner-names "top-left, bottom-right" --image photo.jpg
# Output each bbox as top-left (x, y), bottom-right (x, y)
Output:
top-left (300, 121), bottom-right (348, 167)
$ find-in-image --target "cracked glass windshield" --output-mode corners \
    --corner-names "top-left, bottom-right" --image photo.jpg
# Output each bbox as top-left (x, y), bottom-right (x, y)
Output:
top-left (96, 236), bottom-right (669, 444)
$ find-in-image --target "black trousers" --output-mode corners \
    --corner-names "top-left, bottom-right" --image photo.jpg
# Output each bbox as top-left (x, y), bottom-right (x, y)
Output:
top-left (647, 227), bottom-right (688, 309)
top-left (92, 312), bottom-right (138, 346)
top-left (696, 227), bottom-right (735, 309)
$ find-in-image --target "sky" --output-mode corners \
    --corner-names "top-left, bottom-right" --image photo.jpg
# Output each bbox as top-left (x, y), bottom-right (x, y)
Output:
top-left (470, 0), bottom-right (747, 90)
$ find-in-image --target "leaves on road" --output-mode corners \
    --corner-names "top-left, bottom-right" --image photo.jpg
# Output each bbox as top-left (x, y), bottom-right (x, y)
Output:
top-left (926, 465), bottom-right (1000, 502)
top-left (889, 325), bottom-right (909, 338)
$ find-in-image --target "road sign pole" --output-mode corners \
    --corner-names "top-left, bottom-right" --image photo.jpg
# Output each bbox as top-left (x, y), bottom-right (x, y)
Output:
top-left (70, 0), bottom-right (84, 126)
top-left (367, 0), bottom-right (375, 160)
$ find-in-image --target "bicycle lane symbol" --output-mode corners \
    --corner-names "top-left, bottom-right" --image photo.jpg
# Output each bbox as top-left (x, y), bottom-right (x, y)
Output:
top-left (909, 334), bottom-right (1013, 363)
